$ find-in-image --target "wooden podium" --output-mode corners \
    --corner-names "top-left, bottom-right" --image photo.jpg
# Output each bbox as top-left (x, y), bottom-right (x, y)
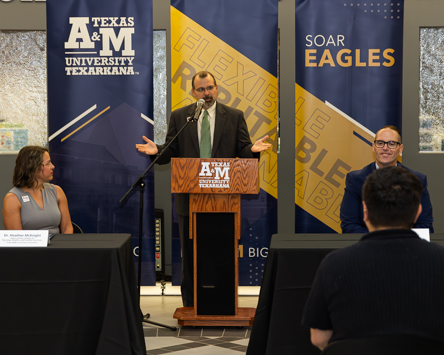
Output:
top-left (172, 158), bottom-right (258, 327)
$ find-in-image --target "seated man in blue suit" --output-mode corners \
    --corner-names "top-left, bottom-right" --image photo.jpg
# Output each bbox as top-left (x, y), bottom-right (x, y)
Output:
top-left (340, 125), bottom-right (433, 233)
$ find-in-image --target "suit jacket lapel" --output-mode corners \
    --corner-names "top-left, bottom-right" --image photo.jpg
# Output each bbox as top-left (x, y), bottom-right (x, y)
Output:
top-left (212, 103), bottom-right (226, 156)
top-left (187, 104), bottom-right (200, 154)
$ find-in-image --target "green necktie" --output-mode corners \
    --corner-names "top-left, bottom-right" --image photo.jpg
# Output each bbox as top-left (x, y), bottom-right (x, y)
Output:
top-left (200, 110), bottom-right (211, 158)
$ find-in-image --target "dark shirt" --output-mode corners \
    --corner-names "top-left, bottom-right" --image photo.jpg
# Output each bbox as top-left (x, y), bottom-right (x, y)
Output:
top-left (302, 229), bottom-right (444, 344)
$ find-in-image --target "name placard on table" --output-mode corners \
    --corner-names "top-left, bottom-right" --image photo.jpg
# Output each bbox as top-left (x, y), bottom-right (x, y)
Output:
top-left (0, 230), bottom-right (49, 247)
top-left (412, 228), bottom-right (430, 242)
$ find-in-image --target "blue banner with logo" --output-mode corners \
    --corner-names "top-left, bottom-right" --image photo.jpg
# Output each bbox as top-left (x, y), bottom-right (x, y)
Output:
top-left (46, 0), bottom-right (155, 284)
top-left (171, 0), bottom-right (278, 286)
top-left (295, 0), bottom-right (404, 233)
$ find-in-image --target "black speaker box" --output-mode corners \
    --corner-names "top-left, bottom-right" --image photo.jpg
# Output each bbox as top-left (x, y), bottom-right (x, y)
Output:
top-left (196, 212), bottom-right (235, 315)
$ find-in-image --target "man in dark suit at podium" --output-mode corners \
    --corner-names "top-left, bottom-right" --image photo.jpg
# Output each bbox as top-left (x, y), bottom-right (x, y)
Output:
top-left (136, 70), bottom-right (271, 307)
top-left (340, 125), bottom-right (433, 233)
top-left (303, 166), bottom-right (444, 350)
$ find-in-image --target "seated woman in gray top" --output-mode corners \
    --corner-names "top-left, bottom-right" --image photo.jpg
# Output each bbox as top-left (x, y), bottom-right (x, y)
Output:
top-left (2, 146), bottom-right (73, 234)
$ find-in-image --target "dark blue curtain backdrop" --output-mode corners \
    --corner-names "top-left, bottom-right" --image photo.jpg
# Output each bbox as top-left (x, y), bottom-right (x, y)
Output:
top-left (295, 0), bottom-right (404, 233)
top-left (47, 0), bottom-right (155, 284)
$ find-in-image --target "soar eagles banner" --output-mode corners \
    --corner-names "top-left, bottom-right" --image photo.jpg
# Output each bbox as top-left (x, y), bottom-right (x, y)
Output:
top-left (47, 0), bottom-right (156, 284)
top-left (295, 0), bottom-right (404, 233)
top-left (171, 0), bottom-right (278, 286)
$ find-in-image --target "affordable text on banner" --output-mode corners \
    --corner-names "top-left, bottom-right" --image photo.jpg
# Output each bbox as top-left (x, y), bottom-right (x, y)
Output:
top-left (171, 0), bottom-right (278, 286)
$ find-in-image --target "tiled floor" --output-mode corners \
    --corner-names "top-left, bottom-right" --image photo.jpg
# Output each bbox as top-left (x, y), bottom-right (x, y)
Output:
top-left (140, 295), bottom-right (258, 355)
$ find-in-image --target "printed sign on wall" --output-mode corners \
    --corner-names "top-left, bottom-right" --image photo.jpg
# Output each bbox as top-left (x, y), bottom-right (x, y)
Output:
top-left (171, 0), bottom-right (278, 286)
top-left (295, 0), bottom-right (404, 233)
top-left (47, 0), bottom-right (156, 284)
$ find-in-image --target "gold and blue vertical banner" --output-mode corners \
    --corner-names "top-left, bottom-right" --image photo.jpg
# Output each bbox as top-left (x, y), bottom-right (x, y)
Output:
top-left (170, 0), bottom-right (278, 286)
top-left (47, 0), bottom-right (156, 284)
top-left (295, 0), bottom-right (404, 233)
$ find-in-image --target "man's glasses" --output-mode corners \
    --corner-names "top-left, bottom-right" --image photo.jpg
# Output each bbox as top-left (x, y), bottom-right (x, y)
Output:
top-left (194, 85), bottom-right (216, 93)
top-left (374, 140), bottom-right (401, 149)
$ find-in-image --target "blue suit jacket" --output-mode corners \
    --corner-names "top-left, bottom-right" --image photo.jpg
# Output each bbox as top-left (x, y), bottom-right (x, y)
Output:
top-left (340, 162), bottom-right (434, 233)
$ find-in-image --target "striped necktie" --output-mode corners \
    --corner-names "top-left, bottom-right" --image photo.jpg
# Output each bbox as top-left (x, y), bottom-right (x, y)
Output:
top-left (200, 110), bottom-right (211, 158)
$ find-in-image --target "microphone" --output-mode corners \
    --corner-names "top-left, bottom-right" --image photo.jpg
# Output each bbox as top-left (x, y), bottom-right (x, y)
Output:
top-left (192, 99), bottom-right (205, 121)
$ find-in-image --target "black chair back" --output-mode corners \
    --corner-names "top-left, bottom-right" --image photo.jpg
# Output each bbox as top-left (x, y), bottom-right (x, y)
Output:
top-left (71, 222), bottom-right (83, 234)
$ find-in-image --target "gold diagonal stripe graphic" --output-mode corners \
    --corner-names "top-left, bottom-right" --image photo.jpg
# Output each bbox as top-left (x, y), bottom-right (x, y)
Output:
top-left (61, 106), bottom-right (110, 142)
top-left (171, 7), bottom-right (278, 199)
top-left (49, 105), bottom-right (97, 141)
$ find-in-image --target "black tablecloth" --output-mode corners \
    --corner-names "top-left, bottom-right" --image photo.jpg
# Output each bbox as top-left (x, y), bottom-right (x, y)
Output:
top-left (0, 234), bottom-right (145, 355)
top-left (247, 233), bottom-right (444, 355)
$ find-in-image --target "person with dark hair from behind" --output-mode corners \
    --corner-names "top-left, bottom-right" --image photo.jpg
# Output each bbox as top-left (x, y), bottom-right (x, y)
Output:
top-left (340, 125), bottom-right (433, 233)
top-left (302, 166), bottom-right (444, 350)
top-left (2, 145), bottom-right (73, 234)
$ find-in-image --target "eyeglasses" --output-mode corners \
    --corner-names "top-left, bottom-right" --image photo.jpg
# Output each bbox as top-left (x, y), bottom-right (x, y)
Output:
top-left (374, 140), bottom-right (401, 149)
top-left (194, 85), bottom-right (216, 93)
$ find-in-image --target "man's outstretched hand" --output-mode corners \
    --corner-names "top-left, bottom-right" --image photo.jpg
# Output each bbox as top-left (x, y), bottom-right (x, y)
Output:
top-left (251, 135), bottom-right (272, 153)
top-left (136, 135), bottom-right (159, 155)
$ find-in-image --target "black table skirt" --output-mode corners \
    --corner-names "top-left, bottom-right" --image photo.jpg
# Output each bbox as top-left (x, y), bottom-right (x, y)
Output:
top-left (247, 234), bottom-right (444, 355)
top-left (0, 234), bottom-right (145, 355)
